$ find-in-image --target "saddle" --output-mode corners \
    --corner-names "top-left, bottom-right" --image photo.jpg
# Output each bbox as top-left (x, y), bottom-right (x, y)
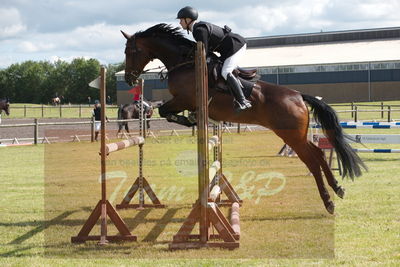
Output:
top-left (133, 101), bottom-right (151, 114)
top-left (207, 54), bottom-right (260, 98)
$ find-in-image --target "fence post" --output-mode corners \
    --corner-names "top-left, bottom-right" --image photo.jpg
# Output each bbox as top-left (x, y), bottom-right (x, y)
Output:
top-left (354, 105), bottom-right (358, 122)
top-left (237, 123), bottom-right (241, 134)
top-left (351, 102), bottom-right (354, 118)
top-left (34, 118), bottom-right (39, 145)
top-left (79, 104), bottom-right (82, 118)
top-left (24, 105), bottom-right (27, 117)
top-left (388, 106), bottom-right (391, 122)
top-left (42, 104), bottom-right (44, 118)
top-left (91, 116), bottom-right (95, 142)
top-left (59, 105), bottom-right (62, 118)
top-left (143, 114), bottom-right (147, 138)
top-left (381, 102), bottom-right (384, 119)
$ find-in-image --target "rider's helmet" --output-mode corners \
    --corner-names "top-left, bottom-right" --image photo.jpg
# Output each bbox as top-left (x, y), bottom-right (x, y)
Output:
top-left (176, 6), bottom-right (198, 20)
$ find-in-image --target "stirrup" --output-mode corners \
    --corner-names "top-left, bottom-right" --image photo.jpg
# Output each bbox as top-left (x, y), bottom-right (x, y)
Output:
top-left (233, 100), bottom-right (252, 112)
top-left (188, 112), bottom-right (197, 124)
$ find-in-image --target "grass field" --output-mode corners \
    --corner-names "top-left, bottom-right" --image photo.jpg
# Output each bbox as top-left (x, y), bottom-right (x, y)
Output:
top-left (1, 130), bottom-right (399, 266)
top-left (7, 104), bottom-right (121, 119)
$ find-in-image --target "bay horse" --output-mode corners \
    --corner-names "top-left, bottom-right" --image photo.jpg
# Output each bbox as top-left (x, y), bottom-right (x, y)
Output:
top-left (121, 24), bottom-right (366, 214)
top-left (0, 98), bottom-right (10, 116)
top-left (116, 101), bottom-right (155, 135)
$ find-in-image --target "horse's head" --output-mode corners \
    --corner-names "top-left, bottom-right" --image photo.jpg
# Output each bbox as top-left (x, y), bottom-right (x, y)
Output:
top-left (121, 31), bottom-right (153, 86)
top-left (122, 24), bottom-right (196, 86)
top-left (1, 98), bottom-right (10, 115)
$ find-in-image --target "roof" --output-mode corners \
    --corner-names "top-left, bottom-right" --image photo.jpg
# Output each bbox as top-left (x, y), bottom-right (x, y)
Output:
top-left (246, 27), bottom-right (400, 47)
top-left (240, 39), bottom-right (400, 67)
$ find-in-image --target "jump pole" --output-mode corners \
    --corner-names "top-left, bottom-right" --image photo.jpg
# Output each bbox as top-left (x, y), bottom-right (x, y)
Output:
top-left (71, 67), bottom-right (137, 244)
top-left (169, 42), bottom-right (240, 250)
top-left (116, 78), bottom-right (165, 210)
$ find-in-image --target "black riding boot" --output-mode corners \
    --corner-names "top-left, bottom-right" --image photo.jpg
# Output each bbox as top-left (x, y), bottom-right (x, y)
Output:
top-left (226, 73), bottom-right (252, 112)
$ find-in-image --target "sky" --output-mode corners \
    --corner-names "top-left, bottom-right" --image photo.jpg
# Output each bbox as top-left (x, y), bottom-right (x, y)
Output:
top-left (1, 0), bottom-right (399, 68)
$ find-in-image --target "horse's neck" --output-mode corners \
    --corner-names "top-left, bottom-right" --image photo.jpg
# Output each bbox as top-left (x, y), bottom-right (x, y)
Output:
top-left (149, 39), bottom-right (189, 70)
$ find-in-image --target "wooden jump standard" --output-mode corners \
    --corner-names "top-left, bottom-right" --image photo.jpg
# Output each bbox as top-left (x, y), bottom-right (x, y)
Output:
top-left (209, 124), bottom-right (242, 207)
top-left (169, 42), bottom-right (241, 250)
top-left (116, 79), bottom-right (164, 210)
top-left (71, 67), bottom-right (137, 244)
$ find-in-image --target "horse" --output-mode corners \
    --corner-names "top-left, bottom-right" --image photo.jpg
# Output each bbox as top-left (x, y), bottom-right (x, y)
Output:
top-left (116, 101), bottom-right (155, 135)
top-left (52, 96), bottom-right (63, 106)
top-left (121, 24), bottom-right (367, 214)
top-left (0, 98), bottom-right (10, 116)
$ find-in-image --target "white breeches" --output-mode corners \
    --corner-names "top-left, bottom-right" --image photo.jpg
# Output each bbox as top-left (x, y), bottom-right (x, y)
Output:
top-left (221, 44), bottom-right (247, 80)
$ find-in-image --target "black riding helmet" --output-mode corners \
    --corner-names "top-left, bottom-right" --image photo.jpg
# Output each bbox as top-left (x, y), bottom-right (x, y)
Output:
top-left (176, 6), bottom-right (198, 20)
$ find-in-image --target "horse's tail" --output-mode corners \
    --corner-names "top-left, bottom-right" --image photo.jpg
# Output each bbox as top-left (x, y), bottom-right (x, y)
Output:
top-left (302, 94), bottom-right (367, 179)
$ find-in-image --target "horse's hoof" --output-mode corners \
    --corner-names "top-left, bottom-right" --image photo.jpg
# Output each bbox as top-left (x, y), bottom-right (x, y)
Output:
top-left (336, 187), bottom-right (345, 199)
top-left (325, 201), bottom-right (335, 214)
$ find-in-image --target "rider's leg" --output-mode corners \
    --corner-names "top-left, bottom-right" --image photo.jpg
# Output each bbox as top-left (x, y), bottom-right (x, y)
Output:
top-left (221, 44), bottom-right (252, 112)
top-left (143, 101), bottom-right (151, 113)
top-left (226, 73), bottom-right (252, 111)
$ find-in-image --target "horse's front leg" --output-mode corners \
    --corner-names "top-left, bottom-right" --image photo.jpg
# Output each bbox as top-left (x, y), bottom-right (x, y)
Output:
top-left (158, 97), bottom-right (196, 127)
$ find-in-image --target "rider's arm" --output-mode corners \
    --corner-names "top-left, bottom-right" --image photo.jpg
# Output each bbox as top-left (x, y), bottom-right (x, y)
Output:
top-left (193, 25), bottom-right (209, 52)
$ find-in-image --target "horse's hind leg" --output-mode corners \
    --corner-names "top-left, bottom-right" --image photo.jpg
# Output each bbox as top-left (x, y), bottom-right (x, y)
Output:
top-left (291, 141), bottom-right (335, 214)
top-left (117, 123), bottom-right (123, 137)
top-left (309, 143), bottom-right (345, 198)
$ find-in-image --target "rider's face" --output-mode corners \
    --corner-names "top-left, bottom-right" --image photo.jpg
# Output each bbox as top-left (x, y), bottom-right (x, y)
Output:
top-left (179, 18), bottom-right (189, 30)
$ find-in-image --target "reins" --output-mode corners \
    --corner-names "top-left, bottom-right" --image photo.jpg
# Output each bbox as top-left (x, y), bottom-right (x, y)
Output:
top-left (140, 60), bottom-right (194, 81)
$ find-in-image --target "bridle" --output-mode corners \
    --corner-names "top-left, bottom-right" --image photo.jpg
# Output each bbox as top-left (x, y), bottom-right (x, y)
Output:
top-left (124, 35), bottom-right (148, 81)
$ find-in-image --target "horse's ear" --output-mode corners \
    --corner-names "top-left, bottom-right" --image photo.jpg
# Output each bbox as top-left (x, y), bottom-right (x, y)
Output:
top-left (121, 30), bottom-right (132, 40)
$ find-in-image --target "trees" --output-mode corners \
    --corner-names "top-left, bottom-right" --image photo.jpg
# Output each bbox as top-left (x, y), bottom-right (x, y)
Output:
top-left (0, 58), bottom-right (122, 104)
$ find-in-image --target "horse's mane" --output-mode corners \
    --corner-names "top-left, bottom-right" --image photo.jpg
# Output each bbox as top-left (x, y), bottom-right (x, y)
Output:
top-left (135, 23), bottom-right (195, 48)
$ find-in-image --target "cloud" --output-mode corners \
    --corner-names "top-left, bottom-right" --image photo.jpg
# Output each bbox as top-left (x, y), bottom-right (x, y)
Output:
top-left (0, 8), bottom-right (26, 39)
top-left (18, 41), bottom-right (55, 52)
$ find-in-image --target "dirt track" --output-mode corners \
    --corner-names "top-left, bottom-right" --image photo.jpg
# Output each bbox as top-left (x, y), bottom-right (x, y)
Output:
top-left (0, 117), bottom-right (190, 143)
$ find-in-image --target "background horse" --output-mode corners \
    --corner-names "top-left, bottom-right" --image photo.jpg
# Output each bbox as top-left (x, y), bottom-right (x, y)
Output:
top-left (0, 98), bottom-right (10, 116)
top-left (52, 96), bottom-right (63, 106)
top-left (121, 24), bottom-right (367, 214)
top-left (116, 101), bottom-right (155, 135)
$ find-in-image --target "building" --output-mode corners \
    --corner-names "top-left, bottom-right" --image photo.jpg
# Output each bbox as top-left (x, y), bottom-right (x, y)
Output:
top-left (116, 27), bottom-right (400, 105)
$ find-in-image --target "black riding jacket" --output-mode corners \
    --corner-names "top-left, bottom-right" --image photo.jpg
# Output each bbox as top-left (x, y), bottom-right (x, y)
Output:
top-left (192, 21), bottom-right (246, 61)
top-left (93, 107), bottom-right (101, 121)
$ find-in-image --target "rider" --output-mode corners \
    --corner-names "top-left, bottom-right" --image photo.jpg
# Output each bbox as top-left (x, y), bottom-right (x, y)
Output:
top-left (177, 6), bottom-right (252, 112)
top-left (92, 100), bottom-right (109, 141)
top-left (132, 92), bottom-right (151, 113)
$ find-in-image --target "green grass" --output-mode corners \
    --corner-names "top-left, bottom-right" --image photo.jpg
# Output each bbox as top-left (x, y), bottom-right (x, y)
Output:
top-left (7, 104), bottom-right (120, 119)
top-left (0, 132), bottom-right (399, 266)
